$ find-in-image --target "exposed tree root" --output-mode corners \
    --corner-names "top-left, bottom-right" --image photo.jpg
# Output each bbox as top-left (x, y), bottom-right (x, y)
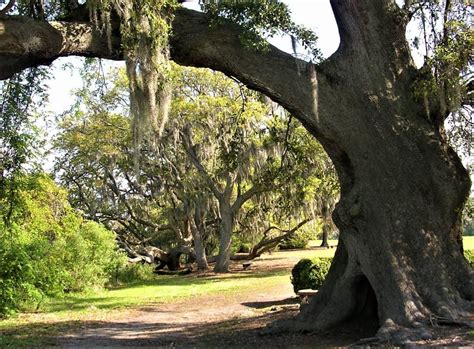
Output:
top-left (374, 320), bottom-right (433, 345)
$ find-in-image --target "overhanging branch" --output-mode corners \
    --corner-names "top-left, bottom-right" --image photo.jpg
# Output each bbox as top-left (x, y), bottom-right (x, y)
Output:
top-left (0, 8), bottom-right (319, 125)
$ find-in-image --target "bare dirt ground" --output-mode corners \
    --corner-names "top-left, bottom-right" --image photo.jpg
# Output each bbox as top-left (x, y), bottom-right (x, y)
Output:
top-left (41, 248), bottom-right (474, 348)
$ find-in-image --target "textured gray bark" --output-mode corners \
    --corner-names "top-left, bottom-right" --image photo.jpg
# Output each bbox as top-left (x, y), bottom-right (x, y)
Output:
top-left (319, 226), bottom-right (329, 248)
top-left (214, 202), bottom-right (233, 273)
top-left (190, 218), bottom-right (209, 272)
top-left (1, 0), bottom-right (472, 342)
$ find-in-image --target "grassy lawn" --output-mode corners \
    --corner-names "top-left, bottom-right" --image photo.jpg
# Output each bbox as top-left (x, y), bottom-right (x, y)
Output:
top-left (463, 236), bottom-right (474, 250)
top-left (0, 269), bottom-right (292, 347)
top-left (0, 270), bottom-right (288, 324)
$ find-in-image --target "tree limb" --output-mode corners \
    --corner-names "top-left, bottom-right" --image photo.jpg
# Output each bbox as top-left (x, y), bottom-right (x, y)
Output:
top-left (0, 9), bottom-right (320, 126)
top-left (231, 184), bottom-right (260, 213)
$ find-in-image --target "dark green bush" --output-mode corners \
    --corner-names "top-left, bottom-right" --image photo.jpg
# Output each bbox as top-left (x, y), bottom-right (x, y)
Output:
top-left (291, 257), bottom-right (332, 293)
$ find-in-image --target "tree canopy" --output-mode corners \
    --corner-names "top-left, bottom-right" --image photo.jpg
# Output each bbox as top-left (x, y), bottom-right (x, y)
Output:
top-left (53, 61), bottom-right (338, 272)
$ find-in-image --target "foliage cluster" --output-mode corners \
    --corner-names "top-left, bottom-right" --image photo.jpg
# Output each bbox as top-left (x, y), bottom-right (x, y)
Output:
top-left (464, 250), bottom-right (474, 268)
top-left (290, 257), bottom-right (332, 293)
top-left (278, 229), bottom-right (314, 250)
top-left (462, 197), bottom-right (474, 236)
top-left (88, 0), bottom-right (178, 146)
top-left (0, 173), bottom-right (124, 318)
top-left (410, 0), bottom-right (473, 157)
top-left (201, 0), bottom-right (321, 61)
top-left (0, 68), bottom-right (49, 228)
top-left (53, 62), bottom-right (339, 271)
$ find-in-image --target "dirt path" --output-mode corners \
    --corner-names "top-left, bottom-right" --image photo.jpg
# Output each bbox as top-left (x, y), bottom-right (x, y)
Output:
top-left (58, 284), bottom-right (302, 348)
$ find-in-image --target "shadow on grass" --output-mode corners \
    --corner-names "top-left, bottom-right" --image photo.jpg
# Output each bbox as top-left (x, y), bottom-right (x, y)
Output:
top-left (111, 269), bottom-right (289, 290)
top-left (0, 306), bottom-right (374, 348)
top-left (41, 270), bottom-right (290, 314)
top-left (241, 297), bottom-right (299, 309)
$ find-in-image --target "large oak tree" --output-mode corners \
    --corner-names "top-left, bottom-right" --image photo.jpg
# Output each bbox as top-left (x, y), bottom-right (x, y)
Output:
top-left (1, 0), bottom-right (472, 343)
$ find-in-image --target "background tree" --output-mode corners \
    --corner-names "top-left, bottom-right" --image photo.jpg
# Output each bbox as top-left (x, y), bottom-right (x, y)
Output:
top-left (174, 69), bottom-right (333, 272)
top-left (0, 67), bottom-right (49, 226)
top-left (55, 62), bottom-right (338, 273)
top-left (53, 63), bottom-right (200, 271)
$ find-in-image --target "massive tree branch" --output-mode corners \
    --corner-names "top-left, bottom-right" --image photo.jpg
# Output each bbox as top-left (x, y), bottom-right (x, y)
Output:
top-left (0, 16), bottom-right (121, 79)
top-left (0, 9), bottom-right (324, 127)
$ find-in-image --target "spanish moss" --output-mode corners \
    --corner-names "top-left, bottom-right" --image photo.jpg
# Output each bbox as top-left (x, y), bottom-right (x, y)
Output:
top-left (89, 0), bottom-right (177, 163)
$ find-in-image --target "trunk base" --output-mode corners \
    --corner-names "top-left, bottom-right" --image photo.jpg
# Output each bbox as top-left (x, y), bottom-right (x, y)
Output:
top-left (266, 237), bottom-right (474, 345)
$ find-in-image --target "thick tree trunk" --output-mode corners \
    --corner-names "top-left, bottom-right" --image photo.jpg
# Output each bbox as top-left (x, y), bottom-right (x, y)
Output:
top-left (278, 1), bottom-right (474, 342)
top-left (191, 227), bottom-right (208, 272)
top-left (177, 0), bottom-right (474, 341)
top-left (214, 203), bottom-right (233, 273)
top-left (1, 0), bottom-right (473, 343)
top-left (167, 247), bottom-right (183, 271)
top-left (190, 200), bottom-right (209, 272)
top-left (319, 226), bottom-right (329, 248)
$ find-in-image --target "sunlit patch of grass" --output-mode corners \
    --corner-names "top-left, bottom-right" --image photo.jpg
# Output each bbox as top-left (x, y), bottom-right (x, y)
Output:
top-left (0, 270), bottom-right (291, 347)
top-left (44, 270), bottom-right (289, 315)
top-left (463, 236), bottom-right (474, 250)
top-left (0, 270), bottom-right (290, 335)
top-left (0, 241), bottom-right (338, 346)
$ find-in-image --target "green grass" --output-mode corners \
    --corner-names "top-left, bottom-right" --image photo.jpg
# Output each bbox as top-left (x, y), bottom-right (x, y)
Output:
top-left (0, 270), bottom-right (291, 347)
top-left (0, 244), bottom-right (339, 346)
top-left (463, 236), bottom-right (474, 250)
top-left (0, 270), bottom-right (289, 324)
top-left (44, 270), bottom-right (290, 314)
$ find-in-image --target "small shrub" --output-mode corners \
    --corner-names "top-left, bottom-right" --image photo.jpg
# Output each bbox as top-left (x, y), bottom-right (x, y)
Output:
top-left (231, 236), bottom-right (253, 254)
top-left (291, 257), bottom-right (332, 293)
top-left (279, 230), bottom-right (313, 250)
top-left (112, 262), bottom-right (156, 285)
